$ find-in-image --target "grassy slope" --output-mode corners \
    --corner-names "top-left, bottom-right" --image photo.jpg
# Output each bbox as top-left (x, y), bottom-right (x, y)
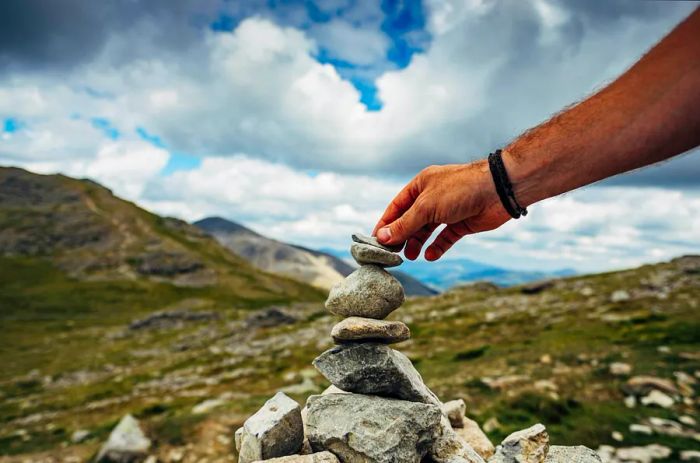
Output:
top-left (1, 257), bottom-right (697, 461)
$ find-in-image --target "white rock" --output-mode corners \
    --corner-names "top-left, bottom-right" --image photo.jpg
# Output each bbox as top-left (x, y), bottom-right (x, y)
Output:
top-left (615, 444), bottom-right (671, 463)
top-left (680, 415), bottom-right (697, 426)
top-left (610, 290), bottom-right (630, 302)
top-left (640, 390), bottom-right (675, 408)
top-left (629, 424), bottom-right (653, 435)
top-left (681, 450), bottom-right (700, 461)
top-left (192, 398), bottom-right (225, 414)
top-left (492, 424), bottom-right (549, 463)
top-left (71, 429), bottom-right (90, 443)
top-left (611, 431), bottom-right (623, 442)
top-left (624, 396), bottom-right (637, 408)
top-left (545, 446), bottom-right (601, 462)
top-left (609, 362), bottom-right (632, 376)
top-left (95, 414), bottom-right (151, 463)
top-left (442, 399), bottom-right (467, 428)
top-left (238, 392), bottom-right (304, 463)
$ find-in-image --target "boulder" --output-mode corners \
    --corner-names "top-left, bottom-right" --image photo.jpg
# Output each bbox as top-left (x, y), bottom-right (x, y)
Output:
top-left (331, 317), bottom-right (410, 344)
top-left (238, 392), bottom-right (304, 463)
top-left (544, 446), bottom-right (600, 462)
top-left (455, 418), bottom-right (495, 459)
top-left (251, 452), bottom-right (339, 462)
top-left (350, 242), bottom-right (403, 267)
top-left (325, 265), bottom-right (404, 319)
top-left (313, 343), bottom-right (441, 406)
top-left (95, 414), bottom-right (151, 463)
top-left (306, 393), bottom-right (442, 463)
top-left (490, 424), bottom-right (549, 463)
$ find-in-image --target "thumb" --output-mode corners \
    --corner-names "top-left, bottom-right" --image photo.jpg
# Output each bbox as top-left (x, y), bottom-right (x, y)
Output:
top-left (376, 203), bottom-right (426, 245)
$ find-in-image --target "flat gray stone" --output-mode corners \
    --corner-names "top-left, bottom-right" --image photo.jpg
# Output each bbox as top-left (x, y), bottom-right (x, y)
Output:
top-left (325, 265), bottom-right (404, 319)
top-left (545, 446), bottom-right (601, 462)
top-left (331, 317), bottom-right (410, 344)
top-left (238, 392), bottom-right (304, 463)
top-left (350, 242), bottom-right (403, 267)
top-left (430, 415), bottom-right (486, 463)
top-left (489, 424), bottom-right (549, 463)
top-left (251, 452), bottom-right (340, 462)
top-left (352, 232), bottom-right (403, 252)
top-left (95, 414), bottom-right (151, 463)
top-left (312, 343), bottom-right (441, 407)
top-left (306, 393), bottom-right (442, 463)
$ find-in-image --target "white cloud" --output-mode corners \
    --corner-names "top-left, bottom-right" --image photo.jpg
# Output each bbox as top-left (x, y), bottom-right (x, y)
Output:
top-left (1, 3), bottom-right (699, 274)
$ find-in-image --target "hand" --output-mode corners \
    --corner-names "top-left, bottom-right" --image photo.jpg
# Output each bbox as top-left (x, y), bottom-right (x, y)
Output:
top-left (372, 160), bottom-right (511, 261)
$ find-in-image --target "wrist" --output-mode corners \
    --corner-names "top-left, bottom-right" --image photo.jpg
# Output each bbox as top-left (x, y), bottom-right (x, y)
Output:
top-left (501, 145), bottom-right (549, 208)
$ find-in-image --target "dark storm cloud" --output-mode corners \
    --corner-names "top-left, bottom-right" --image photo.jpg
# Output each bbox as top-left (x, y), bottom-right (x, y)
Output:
top-left (0, 0), bottom-right (221, 72)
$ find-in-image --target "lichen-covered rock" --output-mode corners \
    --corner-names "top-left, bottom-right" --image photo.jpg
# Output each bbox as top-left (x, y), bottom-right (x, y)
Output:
top-left (544, 446), bottom-right (601, 462)
top-left (331, 317), bottom-right (410, 344)
top-left (489, 424), bottom-right (549, 463)
top-left (352, 232), bottom-right (403, 252)
top-left (430, 415), bottom-right (486, 463)
top-left (442, 399), bottom-right (467, 428)
top-left (238, 392), bottom-right (304, 463)
top-left (455, 418), bottom-right (495, 460)
top-left (95, 414), bottom-right (151, 463)
top-left (313, 343), bottom-right (441, 406)
top-left (325, 265), bottom-right (404, 319)
top-left (350, 242), bottom-right (403, 267)
top-left (306, 393), bottom-right (442, 463)
top-left (251, 452), bottom-right (339, 462)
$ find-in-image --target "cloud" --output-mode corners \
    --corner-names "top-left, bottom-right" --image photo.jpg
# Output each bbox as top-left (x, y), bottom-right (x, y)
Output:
top-left (1, 0), bottom-right (699, 274)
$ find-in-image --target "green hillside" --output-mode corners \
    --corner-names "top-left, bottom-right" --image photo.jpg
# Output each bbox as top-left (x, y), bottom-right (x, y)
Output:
top-left (0, 167), bottom-right (698, 462)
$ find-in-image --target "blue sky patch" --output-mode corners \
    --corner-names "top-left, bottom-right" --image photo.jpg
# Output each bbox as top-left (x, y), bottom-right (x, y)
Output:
top-left (136, 127), bottom-right (166, 148)
top-left (209, 0), bottom-right (431, 111)
top-left (91, 117), bottom-right (120, 139)
top-left (161, 152), bottom-right (202, 176)
top-left (3, 118), bottom-right (25, 133)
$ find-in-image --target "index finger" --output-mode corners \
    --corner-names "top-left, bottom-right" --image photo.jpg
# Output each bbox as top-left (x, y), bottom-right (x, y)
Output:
top-left (372, 179), bottom-right (419, 236)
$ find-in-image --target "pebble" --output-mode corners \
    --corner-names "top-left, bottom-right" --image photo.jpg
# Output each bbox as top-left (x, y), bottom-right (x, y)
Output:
top-left (331, 317), bottom-right (410, 344)
top-left (352, 232), bottom-right (403, 252)
top-left (325, 265), bottom-right (404, 319)
top-left (350, 242), bottom-right (403, 267)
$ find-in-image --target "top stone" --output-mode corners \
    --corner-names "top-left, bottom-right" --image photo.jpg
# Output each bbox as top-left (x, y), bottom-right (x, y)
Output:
top-left (352, 232), bottom-right (403, 253)
top-left (351, 242), bottom-right (403, 267)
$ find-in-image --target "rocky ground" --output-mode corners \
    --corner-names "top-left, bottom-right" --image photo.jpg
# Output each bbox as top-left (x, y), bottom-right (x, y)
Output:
top-left (1, 255), bottom-right (698, 462)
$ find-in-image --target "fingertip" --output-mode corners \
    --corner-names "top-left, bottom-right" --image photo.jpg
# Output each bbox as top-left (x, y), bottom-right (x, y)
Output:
top-left (376, 227), bottom-right (391, 244)
top-left (425, 247), bottom-right (441, 261)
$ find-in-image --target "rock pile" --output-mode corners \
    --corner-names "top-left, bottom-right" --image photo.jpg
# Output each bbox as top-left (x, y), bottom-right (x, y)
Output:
top-left (234, 233), bottom-right (604, 463)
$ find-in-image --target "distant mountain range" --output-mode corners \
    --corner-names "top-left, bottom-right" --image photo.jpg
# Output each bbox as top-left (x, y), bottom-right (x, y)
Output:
top-left (322, 249), bottom-right (576, 291)
top-left (194, 217), bottom-right (437, 296)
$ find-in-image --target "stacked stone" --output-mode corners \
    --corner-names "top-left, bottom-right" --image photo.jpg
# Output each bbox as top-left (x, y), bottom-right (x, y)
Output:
top-left (326, 233), bottom-right (409, 345)
top-left (234, 233), bottom-right (603, 463)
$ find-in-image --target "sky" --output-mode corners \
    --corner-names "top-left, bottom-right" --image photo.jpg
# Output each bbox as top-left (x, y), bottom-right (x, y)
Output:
top-left (0, 0), bottom-right (699, 273)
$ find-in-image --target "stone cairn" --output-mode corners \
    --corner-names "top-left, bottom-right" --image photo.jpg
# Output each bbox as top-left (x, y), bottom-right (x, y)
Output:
top-left (234, 233), bottom-right (602, 463)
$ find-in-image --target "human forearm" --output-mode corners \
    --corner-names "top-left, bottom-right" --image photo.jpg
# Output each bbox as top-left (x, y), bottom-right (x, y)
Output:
top-left (504, 7), bottom-right (700, 207)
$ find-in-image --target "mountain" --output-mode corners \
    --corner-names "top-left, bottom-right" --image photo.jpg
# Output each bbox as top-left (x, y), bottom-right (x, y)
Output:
top-left (194, 216), bottom-right (437, 296)
top-left (0, 166), bottom-right (323, 366)
top-left (399, 258), bottom-right (577, 290)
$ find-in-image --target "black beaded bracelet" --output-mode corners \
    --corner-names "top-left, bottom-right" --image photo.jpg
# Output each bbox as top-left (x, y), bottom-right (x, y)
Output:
top-left (487, 149), bottom-right (528, 219)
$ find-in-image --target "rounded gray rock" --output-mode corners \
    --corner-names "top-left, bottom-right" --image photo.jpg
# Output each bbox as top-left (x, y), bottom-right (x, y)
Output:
top-left (331, 317), bottom-right (410, 344)
top-left (352, 232), bottom-right (403, 252)
top-left (350, 242), bottom-right (403, 267)
top-left (306, 393), bottom-right (442, 463)
top-left (325, 265), bottom-right (405, 319)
